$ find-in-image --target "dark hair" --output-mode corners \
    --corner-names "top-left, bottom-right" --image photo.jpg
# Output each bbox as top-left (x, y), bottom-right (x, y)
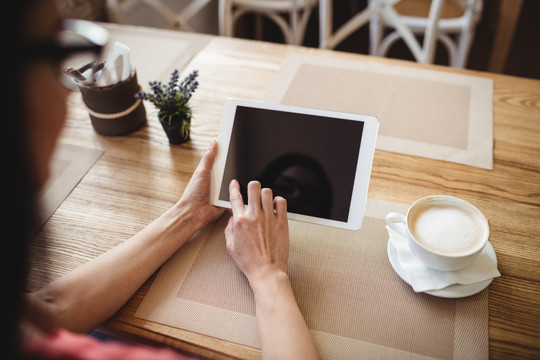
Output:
top-left (258, 153), bottom-right (333, 218)
top-left (2, 0), bottom-right (42, 358)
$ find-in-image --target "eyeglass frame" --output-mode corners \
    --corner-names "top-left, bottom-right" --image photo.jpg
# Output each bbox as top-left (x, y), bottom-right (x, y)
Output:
top-left (20, 19), bottom-right (109, 89)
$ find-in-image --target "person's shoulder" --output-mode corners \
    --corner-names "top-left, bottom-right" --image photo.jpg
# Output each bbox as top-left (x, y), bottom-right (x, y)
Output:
top-left (23, 328), bottom-right (198, 360)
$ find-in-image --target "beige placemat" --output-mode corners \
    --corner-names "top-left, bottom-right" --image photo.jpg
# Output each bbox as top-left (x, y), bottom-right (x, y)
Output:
top-left (263, 54), bottom-right (493, 169)
top-left (136, 198), bottom-right (488, 359)
top-left (101, 23), bottom-right (212, 85)
top-left (37, 143), bottom-right (102, 228)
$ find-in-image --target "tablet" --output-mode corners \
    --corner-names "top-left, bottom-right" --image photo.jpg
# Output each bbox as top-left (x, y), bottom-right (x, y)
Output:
top-left (211, 99), bottom-right (378, 230)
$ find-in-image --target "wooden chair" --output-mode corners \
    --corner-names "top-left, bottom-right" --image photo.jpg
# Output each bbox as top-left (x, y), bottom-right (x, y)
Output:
top-left (319, 0), bottom-right (482, 68)
top-left (369, 0), bottom-right (483, 67)
top-left (218, 0), bottom-right (318, 45)
top-left (106, 0), bottom-right (213, 32)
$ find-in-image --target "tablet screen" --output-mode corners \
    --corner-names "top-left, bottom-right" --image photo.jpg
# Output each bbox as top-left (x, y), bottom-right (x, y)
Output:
top-left (218, 105), bottom-right (365, 222)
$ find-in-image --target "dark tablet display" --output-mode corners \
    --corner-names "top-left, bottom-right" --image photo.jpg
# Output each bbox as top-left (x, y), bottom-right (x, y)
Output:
top-left (211, 99), bottom-right (378, 230)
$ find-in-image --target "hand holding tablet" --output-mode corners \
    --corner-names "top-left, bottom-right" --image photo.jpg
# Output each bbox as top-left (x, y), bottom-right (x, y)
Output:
top-left (210, 99), bottom-right (378, 230)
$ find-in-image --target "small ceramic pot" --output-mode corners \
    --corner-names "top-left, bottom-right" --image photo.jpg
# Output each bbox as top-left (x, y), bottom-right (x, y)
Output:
top-left (159, 113), bottom-right (191, 145)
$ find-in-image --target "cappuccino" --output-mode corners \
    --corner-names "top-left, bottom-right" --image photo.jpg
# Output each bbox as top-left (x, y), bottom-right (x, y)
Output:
top-left (386, 195), bottom-right (489, 271)
top-left (409, 204), bottom-right (484, 256)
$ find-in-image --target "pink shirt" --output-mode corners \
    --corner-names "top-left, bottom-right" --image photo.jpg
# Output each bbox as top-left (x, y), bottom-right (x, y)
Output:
top-left (24, 329), bottom-right (197, 360)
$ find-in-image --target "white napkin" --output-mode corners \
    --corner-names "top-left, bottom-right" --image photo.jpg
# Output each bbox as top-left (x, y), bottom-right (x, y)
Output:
top-left (387, 224), bottom-right (501, 292)
top-left (95, 42), bottom-right (133, 86)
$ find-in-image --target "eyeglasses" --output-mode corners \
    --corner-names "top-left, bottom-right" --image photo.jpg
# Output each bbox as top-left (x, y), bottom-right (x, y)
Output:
top-left (23, 19), bottom-right (109, 90)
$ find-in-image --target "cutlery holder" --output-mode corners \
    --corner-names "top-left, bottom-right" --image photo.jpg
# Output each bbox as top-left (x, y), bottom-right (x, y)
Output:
top-left (79, 70), bottom-right (146, 136)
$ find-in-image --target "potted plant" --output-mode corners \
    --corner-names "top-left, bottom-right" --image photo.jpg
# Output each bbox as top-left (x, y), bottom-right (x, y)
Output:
top-left (135, 69), bottom-right (198, 144)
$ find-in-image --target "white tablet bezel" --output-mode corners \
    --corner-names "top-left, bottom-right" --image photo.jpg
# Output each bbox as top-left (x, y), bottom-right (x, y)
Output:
top-left (210, 98), bottom-right (379, 230)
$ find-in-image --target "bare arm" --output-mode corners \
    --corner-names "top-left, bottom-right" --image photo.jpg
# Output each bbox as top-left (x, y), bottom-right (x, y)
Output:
top-left (225, 180), bottom-right (320, 360)
top-left (26, 140), bottom-right (225, 334)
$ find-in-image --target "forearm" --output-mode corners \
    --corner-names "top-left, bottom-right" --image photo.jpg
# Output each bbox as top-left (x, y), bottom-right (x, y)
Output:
top-left (250, 269), bottom-right (320, 360)
top-left (31, 202), bottom-right (200, 333)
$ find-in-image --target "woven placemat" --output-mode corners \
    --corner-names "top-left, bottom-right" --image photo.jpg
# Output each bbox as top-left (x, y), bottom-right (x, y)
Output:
top-left (37, 143), bottom-right (102, 228)
top-left (102, 23), bottom-right (212, 86)
top-left (136, 198), bottom-right (488, 359)
top-left (264, 54), bottom-right (493, 169)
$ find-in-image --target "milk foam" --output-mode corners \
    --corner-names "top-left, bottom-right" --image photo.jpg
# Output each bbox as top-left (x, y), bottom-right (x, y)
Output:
top-left (410, 205), bottom-right (483, 255)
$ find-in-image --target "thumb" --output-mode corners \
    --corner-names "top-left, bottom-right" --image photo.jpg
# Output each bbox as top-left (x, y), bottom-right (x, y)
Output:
top-left (198, 139), bottom-right (218, 171)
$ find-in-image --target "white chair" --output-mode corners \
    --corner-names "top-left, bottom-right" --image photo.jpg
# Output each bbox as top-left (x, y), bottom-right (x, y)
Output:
top-left (369, 0), bottom-right (483, 68)
top-left (218, 0), bottom-right (318, 45)
top-left (106, 0), bottom-right (212, 32)
top-left (319, 0), bottom-right (482, 68)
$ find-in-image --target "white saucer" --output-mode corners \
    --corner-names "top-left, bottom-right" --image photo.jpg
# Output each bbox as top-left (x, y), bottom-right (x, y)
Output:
top-left (387, 240), bottom-right (497, 298)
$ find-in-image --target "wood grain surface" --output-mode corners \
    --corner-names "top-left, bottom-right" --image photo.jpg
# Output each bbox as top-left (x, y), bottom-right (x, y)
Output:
top-left (27, 24), bottom-right (540, 359)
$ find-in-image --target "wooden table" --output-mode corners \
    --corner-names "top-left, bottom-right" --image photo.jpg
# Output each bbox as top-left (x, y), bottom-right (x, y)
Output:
top-left (27, 23), bottom-right (540, 359)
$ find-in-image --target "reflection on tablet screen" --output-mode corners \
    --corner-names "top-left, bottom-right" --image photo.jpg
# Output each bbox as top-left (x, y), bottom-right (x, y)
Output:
top-left (218, 106), bottom-right (364, 222)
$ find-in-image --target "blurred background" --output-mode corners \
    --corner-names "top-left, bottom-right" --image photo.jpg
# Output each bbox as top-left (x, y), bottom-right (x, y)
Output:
top-left (58, 0), bottom-right (539, 79)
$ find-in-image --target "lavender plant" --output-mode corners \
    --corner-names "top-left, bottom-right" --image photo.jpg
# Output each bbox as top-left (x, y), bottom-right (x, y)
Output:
top-left (135, 69), bottom-right (199, 140)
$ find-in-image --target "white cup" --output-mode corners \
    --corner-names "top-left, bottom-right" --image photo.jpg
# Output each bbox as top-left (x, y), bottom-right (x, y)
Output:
top-left (386, 195), bottom-right (489, 271)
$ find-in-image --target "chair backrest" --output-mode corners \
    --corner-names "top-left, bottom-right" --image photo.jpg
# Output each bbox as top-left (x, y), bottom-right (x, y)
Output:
top-left (319, 0), bottom-right (483, 68)
top-left (106, 0), bottom-right (212, 32)
top-left (371, 0), bottom-right (483, 67)
top-left (218, 0), bottom-right (318, 45)
top-left (372, 0), bottom-right (446, 65)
